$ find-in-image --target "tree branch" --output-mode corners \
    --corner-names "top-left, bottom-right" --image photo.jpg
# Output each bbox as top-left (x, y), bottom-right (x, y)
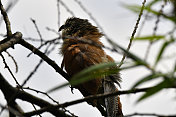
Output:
top-left (0, 32), bottom-right (22, 53)
top-left (125, 112), bottom-right (176, 117)
top-left (22, 86), bottom-right (176, 116)
top-left (0, 73), bottom-right (73, 117)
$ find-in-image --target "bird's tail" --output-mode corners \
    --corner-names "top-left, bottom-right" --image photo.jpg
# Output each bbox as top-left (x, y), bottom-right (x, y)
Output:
top-left (103, 77), bottom-right (123, 117)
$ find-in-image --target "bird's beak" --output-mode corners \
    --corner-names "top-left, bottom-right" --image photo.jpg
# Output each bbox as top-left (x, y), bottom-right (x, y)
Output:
top-left (59, 25), bottom-right (65, 32)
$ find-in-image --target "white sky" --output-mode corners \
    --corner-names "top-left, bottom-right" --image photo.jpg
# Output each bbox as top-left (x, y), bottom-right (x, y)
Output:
top-left (0, 0), bottom-right (176, 117)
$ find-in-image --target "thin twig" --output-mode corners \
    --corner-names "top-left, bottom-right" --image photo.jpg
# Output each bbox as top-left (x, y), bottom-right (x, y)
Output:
top-left (144, 0), bottom-right (167, 61)
top-left (23, 87), bottom-right (60, 104)
top-left (5, 51), bottom-right (18, 73)
top-left (18, 38), bottom-right (70, 80)
top-left (60, 0), bottom-right (75, 16)
top-left (46, 27), bottom-right (59, 35)
top-left (30, 18), bottom-right (43, 45)
top-left (0, 0), bottom-right (19, 26)
top-left (136, 12), bottom-right (149, 37)
top-left (0, 0), bottom-right (12, 37)
top-left (0, 53), bottom-right (20, 86)
top-left (118, 0), bottom-right (146, 68)
top-left (21, 43), bottom-right (52, 86)
top-left (27, 37), bottom-right (60, 57)
top-left (74, 0), bottom-right (103, 31)
top-left (57, 0), bottom-right (61, 29)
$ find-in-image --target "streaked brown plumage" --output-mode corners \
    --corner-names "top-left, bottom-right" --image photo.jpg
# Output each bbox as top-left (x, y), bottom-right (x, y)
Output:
top-left (59, 17), bottom-right (123, 117)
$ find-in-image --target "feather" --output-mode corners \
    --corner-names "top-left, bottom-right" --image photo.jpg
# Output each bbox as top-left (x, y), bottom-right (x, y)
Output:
top-left (104, 76), bottom-right (123, 117)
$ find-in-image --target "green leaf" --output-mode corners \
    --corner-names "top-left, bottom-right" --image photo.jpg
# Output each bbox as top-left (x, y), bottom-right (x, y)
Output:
top-left (124, 5), bottom-right (141, 13)
top-left (123, 0), bottom-right (161, 13)
top-left (120, 63), bottom-right (141, 71)
top-left (132, 73), bottom-right (165, 88)
top-left (47, 62), bottom-right (119, 93)
top-left (134, 35), bottom-right (165, 41)
top-left (70, 62), bottom-right (118, 86)
top-left (144, 6), bottom-right (176, 23)
top-left (124, 4), bottom-right (176, 23)
top-left (154, 39), bottom-right (174, 67)
top-left (137, 78), bottom-right (175, 102)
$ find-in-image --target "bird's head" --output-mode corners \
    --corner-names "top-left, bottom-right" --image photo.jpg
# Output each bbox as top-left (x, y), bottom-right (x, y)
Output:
top-left (59, 17), bottom-right (102, 39)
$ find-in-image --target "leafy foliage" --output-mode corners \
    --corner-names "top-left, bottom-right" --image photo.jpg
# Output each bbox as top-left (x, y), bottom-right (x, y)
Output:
top-left (124, 0), bottom-right (176, 23)
top-left (137, 77), bottom-right (176, 102)
top-left (123, 0), bottom-right (176, 102)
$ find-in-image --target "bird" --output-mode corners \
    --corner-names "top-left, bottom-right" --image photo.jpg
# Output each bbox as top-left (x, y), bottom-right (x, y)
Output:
top-left (59, 17), bottom-right (123, 117)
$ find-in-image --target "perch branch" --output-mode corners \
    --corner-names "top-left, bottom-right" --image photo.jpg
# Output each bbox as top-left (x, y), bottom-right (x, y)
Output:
top-left (23, 86), bottom-right (176, 116)
top-left (0, 73), bottom-right (73, 117)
